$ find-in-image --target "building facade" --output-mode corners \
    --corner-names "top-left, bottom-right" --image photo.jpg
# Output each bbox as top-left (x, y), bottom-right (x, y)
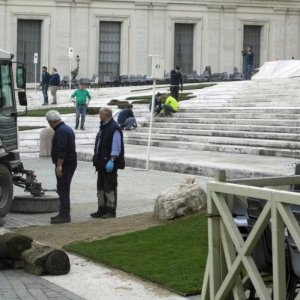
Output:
top-left (1, 0), bottom-right (300, 82)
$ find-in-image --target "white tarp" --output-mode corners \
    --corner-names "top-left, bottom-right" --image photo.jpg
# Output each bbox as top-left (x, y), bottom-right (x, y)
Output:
top-left (252, 60), bottom-right (300, 80)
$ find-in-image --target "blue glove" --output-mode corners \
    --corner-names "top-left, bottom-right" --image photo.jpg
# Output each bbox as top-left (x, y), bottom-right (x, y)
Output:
top-left (105, 160), bottom-right (114, 173)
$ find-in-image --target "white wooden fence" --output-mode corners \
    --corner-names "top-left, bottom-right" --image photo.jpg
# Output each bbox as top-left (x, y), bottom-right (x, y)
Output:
top-left (202, 171), bottom-right (300, 300)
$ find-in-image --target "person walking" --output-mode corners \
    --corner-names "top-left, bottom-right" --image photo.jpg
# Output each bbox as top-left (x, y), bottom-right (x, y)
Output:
top-left (41, 66), bottom-right (50, 105)
top-left (91, 107), bottom-right (125, 219)
top-left (242, 46), bottom-right (254, 80)
top-left (70, 83), bottom-right (91, 130)
top-left (49, 68), bottom-right (60, 104)
top-left (45, 110), bottom-right (77, 224)
top-left (117, 104), bottom-right (137, 130)
top-left (170, 66), bottom-right (183, 100)
top-left (162, 95), bottom-right (179, 117)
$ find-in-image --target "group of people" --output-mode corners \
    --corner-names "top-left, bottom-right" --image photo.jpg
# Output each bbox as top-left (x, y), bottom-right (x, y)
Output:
top-left (41, 66), bottom-right (60, 105)
top-left (46, 107), bottom-right (125, 224)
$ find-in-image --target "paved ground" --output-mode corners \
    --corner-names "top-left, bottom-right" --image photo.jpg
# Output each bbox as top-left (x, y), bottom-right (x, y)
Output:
top-left (1, 158), bottom-right (206, 300)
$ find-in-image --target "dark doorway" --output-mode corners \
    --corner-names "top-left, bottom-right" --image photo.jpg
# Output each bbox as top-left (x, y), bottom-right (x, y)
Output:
top-left (174, 23), bottom-right (194, 74)
top-left (243, 25), bottom-right (262, 72)
top-left (17, 20), bottom-right (42, 83)
top-left (99, 21), bottom-right (121, 82)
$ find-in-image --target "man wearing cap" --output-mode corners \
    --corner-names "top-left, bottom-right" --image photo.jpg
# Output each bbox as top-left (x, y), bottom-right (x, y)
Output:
top-left (91, 107), bottom-right (125, 219)
top-left (70, 83), bottom-right (91, 130)
top-left (45, 110), bottom-right (77, 224)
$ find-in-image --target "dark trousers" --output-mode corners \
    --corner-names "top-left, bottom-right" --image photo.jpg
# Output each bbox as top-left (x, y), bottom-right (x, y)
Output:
top-left (42, 84), bottom-right (49, 103)
top-left (97, 170), bottom-right (118, 212)
top-left (56, 161), bottom-right (77, 217)
top-left (163, 104), bottom-right (176, 116)
top-left (245, 64), bottom-right (253, 80)
top-left (170, 85), bottom-right (179, 100)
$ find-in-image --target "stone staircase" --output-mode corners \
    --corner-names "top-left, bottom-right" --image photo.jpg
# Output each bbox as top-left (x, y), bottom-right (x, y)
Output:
top-left (123, 79), bottom-right (300, 159)
top-left (17, 78), bottom-right (300, 178)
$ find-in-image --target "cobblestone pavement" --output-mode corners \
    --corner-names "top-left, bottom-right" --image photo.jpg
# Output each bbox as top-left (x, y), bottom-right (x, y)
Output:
top-left (3, 157), bottom-right (206, 229)
top-left (0, 270), bottom-right (84, 300)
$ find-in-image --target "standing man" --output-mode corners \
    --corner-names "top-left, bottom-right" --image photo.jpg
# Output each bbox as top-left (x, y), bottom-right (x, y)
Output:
top-left (170, 66), bottom-right (183, 100)
top-left (46, 110), bottom-right (77, 224)
top-left (49, 68), bottom-right (60, 105)
top-left (91, 107), bottom-right (125, 219)
top-left (117, 104), bottom-right (137, 130)
top-left (70, 83), bottom-right (91, 130)
top-left (242, 46), bottom-right (254, 80)
top-left (41, 66), bottom-right (50, 105)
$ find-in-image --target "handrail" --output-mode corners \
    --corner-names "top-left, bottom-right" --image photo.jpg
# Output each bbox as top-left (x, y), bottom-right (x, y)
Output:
top-left (202, 170), bottom-right (300, 300)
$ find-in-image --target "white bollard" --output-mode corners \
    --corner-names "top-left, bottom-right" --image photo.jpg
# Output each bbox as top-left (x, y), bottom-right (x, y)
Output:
top-left (39, 127), bottom-right (54, 157)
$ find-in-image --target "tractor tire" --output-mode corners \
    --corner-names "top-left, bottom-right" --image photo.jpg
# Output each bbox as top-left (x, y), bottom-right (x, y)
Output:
top-left (10, 195), bottom-right (59, 214)
top-left (0, 164), bottom-right (13, 217)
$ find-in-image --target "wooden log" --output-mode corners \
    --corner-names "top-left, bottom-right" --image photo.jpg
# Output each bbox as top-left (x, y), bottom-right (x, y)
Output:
top-left (0, 233), bottom-right (32, 259)
top-left (21, 243), bottom-right (70, 276)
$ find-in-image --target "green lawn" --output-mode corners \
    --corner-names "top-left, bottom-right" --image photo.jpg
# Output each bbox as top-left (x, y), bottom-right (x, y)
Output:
top-left (183, 83), bottom-right (216, 90)
top-left (18, 107), bottom-right (75, 117)
top-left (18, 126), bottom-right (45, 131)
top-left (127, 92), bottom-right (195, 104)
top-left (64, 213), bottom-right (208, 296)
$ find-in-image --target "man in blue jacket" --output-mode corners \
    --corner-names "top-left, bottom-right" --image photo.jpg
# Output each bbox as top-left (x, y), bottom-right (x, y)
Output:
top-left (49, 68), bottom-right (60, 104)
top-left (91, 107), bottom-right (125, 219)
top-left (41, 66), bottom-right (50, 105)
top-left (170, 66), bottom-right (183, 100)
top-left (46, 110), bottom-right (77, 224)
top-left (117, 104), bottom-right (137, 130)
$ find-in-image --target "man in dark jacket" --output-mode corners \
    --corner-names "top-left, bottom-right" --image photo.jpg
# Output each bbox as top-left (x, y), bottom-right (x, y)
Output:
top-left (46, 110), bottom-right (77, 224)
top-left (41, 66), bottom-right (50, 105)
top-left (170, 66), bottom-right (183, 100)
top-left (117, 104), bottom-right (137, 130)
top-left (91, 107), bottom-right (125, 219)
top-left (49, 68), bottom-right (60, 104)
top-left (242, 46), bottom-right (254, 80)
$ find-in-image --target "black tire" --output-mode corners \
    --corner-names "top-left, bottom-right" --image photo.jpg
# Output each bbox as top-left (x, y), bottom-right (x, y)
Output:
top-left (10, 195), bottom-right (59, 214)
top-left (0, 164), bottom-right (13, 218)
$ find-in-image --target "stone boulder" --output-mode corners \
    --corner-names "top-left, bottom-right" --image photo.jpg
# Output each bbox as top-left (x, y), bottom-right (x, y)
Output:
top-left (154, 177), bottom-right (207, 221)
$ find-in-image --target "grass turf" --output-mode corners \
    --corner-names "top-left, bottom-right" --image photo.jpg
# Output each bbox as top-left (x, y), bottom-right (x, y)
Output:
top-left (18, 107), bottom-right (75, 117)
top-left (64, 213), bottom-right (208, 296)
top-left (127, 92), bottom-right (195, 104)
top-left (18, 126), bottom-right (45, 131)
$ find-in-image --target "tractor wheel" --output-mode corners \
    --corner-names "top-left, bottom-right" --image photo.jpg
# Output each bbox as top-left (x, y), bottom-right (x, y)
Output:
top-left (0, 164), bottom-right (13, 217)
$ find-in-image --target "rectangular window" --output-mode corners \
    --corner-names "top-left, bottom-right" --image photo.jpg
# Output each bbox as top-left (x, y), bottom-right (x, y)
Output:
top-left (174, 23), bottom-right (194, 74)
top-left (0, 64), bottom-right (13, 109)
top-left (17, 19), bottom-right (42, 83)
top-left (243, 25), bottom-right (262, 70)
top-left (99, 21), bottom-right (121, 81)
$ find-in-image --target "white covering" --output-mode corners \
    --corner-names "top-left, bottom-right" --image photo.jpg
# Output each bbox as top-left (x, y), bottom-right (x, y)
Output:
top-left (252, 60), bottom-right (300, 80)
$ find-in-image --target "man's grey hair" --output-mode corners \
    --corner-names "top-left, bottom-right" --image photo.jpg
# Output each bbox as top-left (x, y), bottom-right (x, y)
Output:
top-left (45, 110), bottom-right (61, 122)
top-left (99, 107), bottom-right (112, 117)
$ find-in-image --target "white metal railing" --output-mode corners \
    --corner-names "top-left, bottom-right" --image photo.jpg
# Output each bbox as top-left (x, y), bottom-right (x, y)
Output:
top-left (202, 171), bottom-right (300, 300)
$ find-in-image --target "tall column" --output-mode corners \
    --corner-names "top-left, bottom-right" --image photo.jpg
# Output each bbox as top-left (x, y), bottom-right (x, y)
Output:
top-left (272, 9), bottom-right (286, 60)
top-left (285, 9), bottom-right (300, 59)
top-left (206, 5), bottom-right (221, 73)
top-left (134, 3), bottom-right (149, 75)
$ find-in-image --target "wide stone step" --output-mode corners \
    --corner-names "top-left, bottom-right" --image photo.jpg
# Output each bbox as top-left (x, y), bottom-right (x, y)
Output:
top-left (152, 117), bottom-right (300, 126)
top-left (171, 113), bottom-right (300, 119)
top-left (140, 122), bottom-right (300, 133)
top-left (136, 127), bottom-right (300, 140)
top-left (179, 108), bottom-right (300, 114)
top-left (124, 138), bottom-right (300, 158)
top-left (124, 132), bottom-right (300, 149)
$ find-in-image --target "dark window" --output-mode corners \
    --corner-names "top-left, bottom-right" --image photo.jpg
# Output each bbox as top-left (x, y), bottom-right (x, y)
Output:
top-left (99, 21), bottom-right (121, 81)
top-left (243, 25), bottom-right (261, 70)
top-left (174, 24), bottom-right (194, 74)
top-left (17, 19), bottom-right (42, 83)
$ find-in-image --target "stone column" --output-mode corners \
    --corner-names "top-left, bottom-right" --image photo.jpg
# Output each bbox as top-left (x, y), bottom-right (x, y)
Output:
top-left (0, 1), bottom-right (5, 49)
top-left (285, 9), bottom-right (300, 59)
top-left (272, 9), bottom-right (286, 60)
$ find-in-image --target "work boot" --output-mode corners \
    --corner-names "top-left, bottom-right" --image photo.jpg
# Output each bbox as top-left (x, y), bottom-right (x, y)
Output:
top-left (90, 207), bottom-right (106, 218)
top-left (50, 215), bottom-right (71, 224)
top-left (102, 207), bottom-right (116, 219)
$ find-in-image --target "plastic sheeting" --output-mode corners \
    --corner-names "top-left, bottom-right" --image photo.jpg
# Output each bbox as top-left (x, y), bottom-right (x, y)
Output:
top-left (252, 60), bottom-right (300, 80)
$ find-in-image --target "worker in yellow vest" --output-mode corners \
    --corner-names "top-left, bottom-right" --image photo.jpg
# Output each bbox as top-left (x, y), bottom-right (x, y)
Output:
top-left (162, 96), bottom-right (179, 117)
